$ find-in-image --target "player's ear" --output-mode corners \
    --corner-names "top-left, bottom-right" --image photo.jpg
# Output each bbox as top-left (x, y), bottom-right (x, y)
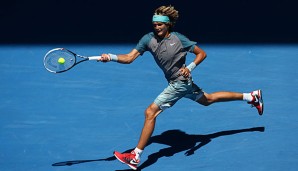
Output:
top-left (166, 23), bottom-right (173, 31)
top-left (166, 23), bottom-right (172, 27)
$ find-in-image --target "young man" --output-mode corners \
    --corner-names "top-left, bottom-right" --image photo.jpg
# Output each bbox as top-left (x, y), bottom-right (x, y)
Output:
top-left (99, 5), bottom-right (263, 170)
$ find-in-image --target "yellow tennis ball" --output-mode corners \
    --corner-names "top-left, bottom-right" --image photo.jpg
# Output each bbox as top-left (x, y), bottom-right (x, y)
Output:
top-left (58, 57), bottom-right (65, 64)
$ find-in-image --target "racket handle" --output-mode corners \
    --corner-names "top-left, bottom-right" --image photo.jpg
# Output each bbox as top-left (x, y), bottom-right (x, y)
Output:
top-left (88, 56), bottom-right (102, 60)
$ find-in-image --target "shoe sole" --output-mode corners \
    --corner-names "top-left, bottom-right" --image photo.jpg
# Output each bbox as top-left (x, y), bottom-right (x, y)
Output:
top-left (114, 152), bottom-right (137, 170)
top-left (258, 89), bottom-right (264, 115)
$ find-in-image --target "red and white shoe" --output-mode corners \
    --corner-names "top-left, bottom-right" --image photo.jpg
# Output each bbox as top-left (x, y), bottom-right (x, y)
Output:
top-left (248, 89), bottom-right (264, 115)
top-left (114, 150), bottom-right (140, 170)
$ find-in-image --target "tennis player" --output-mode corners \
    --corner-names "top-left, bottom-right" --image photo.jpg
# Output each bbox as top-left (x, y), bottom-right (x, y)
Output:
top-left (100, 5), bottom-right (264, 170)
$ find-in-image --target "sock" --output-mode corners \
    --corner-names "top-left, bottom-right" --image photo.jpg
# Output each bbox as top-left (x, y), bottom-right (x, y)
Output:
top-left (133, 147), bottom-right (143, 160)
top-left (243, 93), bottom-right (253, 102)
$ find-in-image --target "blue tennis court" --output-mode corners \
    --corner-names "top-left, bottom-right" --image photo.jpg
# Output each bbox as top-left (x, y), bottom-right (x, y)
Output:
top-left (0, 44), bottom-right (297, 171)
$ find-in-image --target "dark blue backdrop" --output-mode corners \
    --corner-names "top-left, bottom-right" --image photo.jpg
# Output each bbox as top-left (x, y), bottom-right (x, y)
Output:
top-left (1, 0), bottom-right (297, 43)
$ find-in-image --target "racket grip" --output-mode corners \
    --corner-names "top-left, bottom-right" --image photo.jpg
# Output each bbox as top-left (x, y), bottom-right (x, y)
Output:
top-left (88, 56), bottom-right (102, 60)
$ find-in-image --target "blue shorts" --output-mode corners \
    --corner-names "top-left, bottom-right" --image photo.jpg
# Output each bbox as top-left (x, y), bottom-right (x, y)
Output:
top-left (154, 78), bottom-right (204, 110)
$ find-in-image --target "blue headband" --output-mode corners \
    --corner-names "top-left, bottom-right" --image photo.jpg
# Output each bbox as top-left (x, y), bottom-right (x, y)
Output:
top-left (152, 15), bottom-right (170, 23)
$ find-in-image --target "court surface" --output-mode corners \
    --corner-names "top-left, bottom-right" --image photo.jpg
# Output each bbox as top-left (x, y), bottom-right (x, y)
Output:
top-left (0, 44), bottom-right (297, 171)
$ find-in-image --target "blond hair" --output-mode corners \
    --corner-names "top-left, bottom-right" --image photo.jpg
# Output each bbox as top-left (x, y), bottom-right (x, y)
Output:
top-left (154, 5), bottom-right (179, 29)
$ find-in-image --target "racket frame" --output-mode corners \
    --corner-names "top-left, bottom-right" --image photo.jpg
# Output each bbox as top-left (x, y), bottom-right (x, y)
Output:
top-left (44, 48), bottom-right (101, 73)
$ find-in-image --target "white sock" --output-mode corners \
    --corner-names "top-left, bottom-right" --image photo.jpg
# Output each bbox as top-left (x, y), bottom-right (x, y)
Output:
top-left (134, 147), bottom-right (143, 160)
top-left (243, 93), bottom-right (253, 102)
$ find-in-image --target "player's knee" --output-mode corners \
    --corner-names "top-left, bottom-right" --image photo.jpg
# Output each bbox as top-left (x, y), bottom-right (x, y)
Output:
top-left (198, 94), bottom-right (214, 106)
top-left (144, 108), bottom-right (156, 120)
top-left (144, 105), bottom-right (161, 120)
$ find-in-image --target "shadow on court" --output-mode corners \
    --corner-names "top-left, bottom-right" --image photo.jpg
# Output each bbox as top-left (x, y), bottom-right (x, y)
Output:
top-left (52, 127), bottom-right (265, 170)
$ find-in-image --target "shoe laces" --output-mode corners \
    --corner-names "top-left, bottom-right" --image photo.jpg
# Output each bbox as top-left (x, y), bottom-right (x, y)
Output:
top-left (130, 158), bottom-right (140, 165)
top-left (249, 95), bottom-right (260, 108)
top-left (123, 152), bottom-right (139, 164)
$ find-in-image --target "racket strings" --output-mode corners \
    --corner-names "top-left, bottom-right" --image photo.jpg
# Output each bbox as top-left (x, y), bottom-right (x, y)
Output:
top-left (44, 49), bottom-right (76, 73)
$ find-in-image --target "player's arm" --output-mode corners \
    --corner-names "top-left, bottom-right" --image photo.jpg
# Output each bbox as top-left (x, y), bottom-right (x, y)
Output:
top-left (191, 45), bottom-right (207, 66)
top-left (180, 45), bottom-right (207, 77)
top-left (100, 49), bottom-right (140, 64)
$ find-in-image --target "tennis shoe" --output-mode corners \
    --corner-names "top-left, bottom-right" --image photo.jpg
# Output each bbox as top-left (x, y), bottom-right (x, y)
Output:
top-left (248, 89), bottom-right (264, 115)
top-left (114, 150), bottom-right (140, 170)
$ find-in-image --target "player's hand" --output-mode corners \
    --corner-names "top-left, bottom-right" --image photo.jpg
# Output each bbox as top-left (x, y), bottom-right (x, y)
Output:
top-left (179, 67), bottom-right (191, 78)
top-left (99, 54), bottom-right (111, 62)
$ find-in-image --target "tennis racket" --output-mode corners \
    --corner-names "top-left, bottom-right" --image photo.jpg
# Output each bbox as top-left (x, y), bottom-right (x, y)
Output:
top-left (43, 48), bottom-right (101, 73)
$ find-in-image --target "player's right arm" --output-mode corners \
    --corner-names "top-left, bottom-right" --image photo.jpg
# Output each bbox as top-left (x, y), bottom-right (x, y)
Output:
top-left (100, 49), bottom-right (140, 64)
top-left (100, 33), bottom-right (151, 64)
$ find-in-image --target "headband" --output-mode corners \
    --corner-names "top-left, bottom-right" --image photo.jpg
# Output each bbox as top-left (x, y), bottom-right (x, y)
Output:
top-left (152, 15), bottom-right (170, 23)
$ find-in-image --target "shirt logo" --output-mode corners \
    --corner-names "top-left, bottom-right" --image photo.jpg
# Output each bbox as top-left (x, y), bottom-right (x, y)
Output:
top-left (170, 43), bottom-right (176, 46)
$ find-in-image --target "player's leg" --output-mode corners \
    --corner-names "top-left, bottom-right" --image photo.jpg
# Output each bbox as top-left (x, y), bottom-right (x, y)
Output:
top-left (114, 80), bottom-right (185, 170)
top-left (197, 91), bottom-right (243, 106)
top-left (196, 90), bottom-right (263, 115)
top-left (185, 82), bottom-right (263, 115)
top-left (137, 81), bottom-right (185, 149)
top-left (114, 103), bottom-right (162, 170)
top-left (137, 103), bottom-right (162, 150)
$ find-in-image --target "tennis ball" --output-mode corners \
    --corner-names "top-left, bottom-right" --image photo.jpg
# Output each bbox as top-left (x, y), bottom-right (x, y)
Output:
top-left (58, 57), bottom-right (65, 64)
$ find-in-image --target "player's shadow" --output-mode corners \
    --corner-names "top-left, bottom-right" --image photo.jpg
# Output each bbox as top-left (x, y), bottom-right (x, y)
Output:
top-left (52, 127), bottom-right (264, 170)
top-left (136, 126), bottom-right (264, 170)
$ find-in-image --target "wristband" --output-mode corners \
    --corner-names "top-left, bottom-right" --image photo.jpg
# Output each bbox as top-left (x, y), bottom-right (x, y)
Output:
top-left (186, 62), bottom-right (197, 72)
top-left (108, 53), bottom-right (118, 62)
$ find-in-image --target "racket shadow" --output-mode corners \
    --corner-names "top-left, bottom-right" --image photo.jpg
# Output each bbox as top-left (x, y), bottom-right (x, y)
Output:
top-left (52, 149), bottom-right (133, 167)
top-left (52, 158), bottom-right (113, 166)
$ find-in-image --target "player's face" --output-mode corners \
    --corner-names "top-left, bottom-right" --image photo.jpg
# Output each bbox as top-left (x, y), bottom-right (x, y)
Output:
top-left (153, 22), bottom-right (170, 38)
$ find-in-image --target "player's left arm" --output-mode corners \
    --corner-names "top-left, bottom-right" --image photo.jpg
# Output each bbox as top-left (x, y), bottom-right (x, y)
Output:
top-left (180, 45), bottom-right (207, 77)
top-left (192, 45), bottom-right (207, 66)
